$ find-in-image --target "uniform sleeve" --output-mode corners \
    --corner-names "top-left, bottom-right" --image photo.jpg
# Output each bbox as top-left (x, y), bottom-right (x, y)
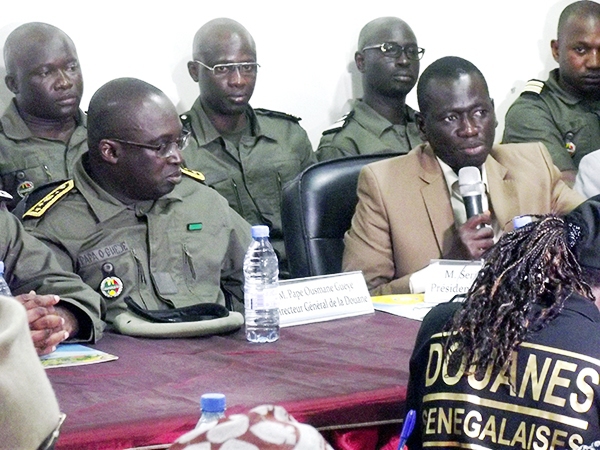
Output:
top-left (316, 129), bottom-right (362, 162)
top-left (295, 125), bottom-right (316, 170)
top-left (2, 212), bottom-right (104, 342)
top-left (535, 142), bottom-right (585, 213)
top-left (315, 132), bottom-right (349, 162)
top-left (220, 206), bottom-right (252, 312)
top-left (342, 165), bottom-right (412, 295)
top-left (503, 95), bottom-right (576, 171)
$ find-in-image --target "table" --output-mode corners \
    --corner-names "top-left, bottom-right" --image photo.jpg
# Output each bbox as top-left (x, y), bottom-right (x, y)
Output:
top-left (48, 311), bottom-right (421, 450)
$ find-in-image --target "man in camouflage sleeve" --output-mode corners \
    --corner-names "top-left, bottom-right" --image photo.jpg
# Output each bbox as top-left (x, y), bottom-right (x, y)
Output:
top-left (183, 18), bottom-right (315, 273)
top-left (0, 22), bottom-right (87, 211)
top-left (23, 78), bottom-right (251, 337)
top-left (503, 1), bottom-right (600, 186)
top-left (316, 17), bottom-right (423, 162)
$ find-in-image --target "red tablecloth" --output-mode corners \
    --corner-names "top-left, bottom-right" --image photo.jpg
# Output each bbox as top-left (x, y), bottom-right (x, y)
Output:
top-left (48, 311), bottom-right (420, 450)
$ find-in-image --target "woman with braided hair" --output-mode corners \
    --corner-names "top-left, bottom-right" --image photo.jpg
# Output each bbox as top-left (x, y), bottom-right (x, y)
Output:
top-left (405, 202), bottom-right (600, 450)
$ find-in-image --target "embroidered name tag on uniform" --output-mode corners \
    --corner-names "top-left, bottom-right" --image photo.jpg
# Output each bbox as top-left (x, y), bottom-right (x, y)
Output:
top-left (78, 241), bottom-right (130, 268)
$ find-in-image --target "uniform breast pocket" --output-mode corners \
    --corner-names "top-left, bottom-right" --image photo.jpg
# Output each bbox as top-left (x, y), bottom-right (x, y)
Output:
top-left (77, 242), bottom-right (138, 302)
top-left (179, 236), bottom-right (224, 303)
top-left (2, 161), bottom-right (49, 199)
top-left (249, 153), bottom-right (303, 226)
top-left (561, 119), bottom-right (591, 159)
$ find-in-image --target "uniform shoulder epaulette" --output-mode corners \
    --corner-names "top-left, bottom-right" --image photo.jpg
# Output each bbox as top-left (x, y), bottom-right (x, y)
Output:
top-left (254, 108), bottom-right (302, 122)
top-left (520, 79), bottom-right (545, 96)
top-left (181, 167), bottom-right (206, 183)
top-left (22, 179), bottom-right (74, 219)
top-left (321, 111), bottom-right (355, 136)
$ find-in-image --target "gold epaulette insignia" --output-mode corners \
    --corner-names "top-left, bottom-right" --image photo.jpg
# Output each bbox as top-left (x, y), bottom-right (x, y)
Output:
top-left (182, 167), bottom-right (206, 182)
top-left (521, 79), bottom-right (545, 95)
top-left (22, 180), bottom-right (74, 219)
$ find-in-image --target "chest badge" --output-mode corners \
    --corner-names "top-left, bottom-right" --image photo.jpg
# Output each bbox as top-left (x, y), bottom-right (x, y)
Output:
top-left (17, 181), bottom-right (35, 198)
top-left (564, 132), bottom-right (576, 156)
top-left (99, 262), bottom-right (124, 299)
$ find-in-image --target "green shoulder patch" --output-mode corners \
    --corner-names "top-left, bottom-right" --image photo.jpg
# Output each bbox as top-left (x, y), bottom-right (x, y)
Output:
top-left (22, 180), bottom-right (74, 219)
top-left (520, 79), bottom-right (545, 96)
top-left (182, 167), bottom-right (206, 183)
top-left (254, 108), bottom-right (301, 122)
top-left (322, 111), bottom-right (354, 136)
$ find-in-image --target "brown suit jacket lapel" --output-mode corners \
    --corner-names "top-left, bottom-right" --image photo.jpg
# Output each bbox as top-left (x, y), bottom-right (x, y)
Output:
top-left (486, 151), bottom-right (520, 230)
top-left (417, 145), bottom-right (458, 255)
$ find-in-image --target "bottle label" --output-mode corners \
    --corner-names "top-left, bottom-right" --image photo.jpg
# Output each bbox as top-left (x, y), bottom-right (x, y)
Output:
top-left (246, 285), bottom-right (278, 309)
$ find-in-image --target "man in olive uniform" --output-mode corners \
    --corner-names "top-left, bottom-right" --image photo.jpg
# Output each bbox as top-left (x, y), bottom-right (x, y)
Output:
top-left (183, 18), bottom-right (315, 273)
top-left (503, 1), bottom-right (600, 186)
top-left (316, 17), bottom-right (424, 162)
top-left (0, 22), bottom-right (87, 211)
top-left (23, 78), bottom-right (251, 337)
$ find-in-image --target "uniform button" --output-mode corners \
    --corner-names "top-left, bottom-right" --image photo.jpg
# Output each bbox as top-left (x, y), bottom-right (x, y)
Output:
top-left (16, 171), bottom-right (25, 180)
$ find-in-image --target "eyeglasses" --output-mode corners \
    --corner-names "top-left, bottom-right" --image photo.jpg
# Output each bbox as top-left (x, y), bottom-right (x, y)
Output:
top-left (109, 130), bottom-right (190, 159)
top-left (361, 43), bottom-right (425, 61)
top-left (195, 60), bottom-right (260, 76)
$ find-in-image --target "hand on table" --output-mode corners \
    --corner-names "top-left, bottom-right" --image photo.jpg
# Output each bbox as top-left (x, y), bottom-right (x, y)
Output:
top-left (15, 291), bottom-right (75, 356)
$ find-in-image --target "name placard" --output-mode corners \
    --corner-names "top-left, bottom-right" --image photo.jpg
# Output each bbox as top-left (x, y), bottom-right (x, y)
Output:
top-left (277, 271), bottom-right (374, 327)
top-left (424, 260), bottom-right (483, 304)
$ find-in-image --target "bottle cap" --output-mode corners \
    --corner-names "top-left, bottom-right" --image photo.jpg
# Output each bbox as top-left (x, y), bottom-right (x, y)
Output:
top-left (251, 225), bottom-right (270, 238)
top-left (512, 215), bottom-right (533, 229)
top-left (200, 393), bottom-right (226, 412)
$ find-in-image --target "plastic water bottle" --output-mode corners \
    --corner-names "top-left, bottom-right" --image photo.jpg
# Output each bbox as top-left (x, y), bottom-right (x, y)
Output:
top-left (0, 262), bottom-right (12, 296)
top-left (196, 393), bottom-right (226, 428)
top-left (244, 225), bottom-right (280, 343)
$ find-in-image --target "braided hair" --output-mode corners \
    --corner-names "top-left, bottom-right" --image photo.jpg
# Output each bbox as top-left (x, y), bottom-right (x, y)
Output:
top-left (444, 215), bottom-right (594, 375)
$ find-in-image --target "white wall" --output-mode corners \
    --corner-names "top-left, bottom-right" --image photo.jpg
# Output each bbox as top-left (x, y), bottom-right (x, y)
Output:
top-left (0, 0), bottom-right (574, 148)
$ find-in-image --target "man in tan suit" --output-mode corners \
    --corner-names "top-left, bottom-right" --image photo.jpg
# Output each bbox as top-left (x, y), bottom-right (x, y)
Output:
top-left (343, 56), bottom-right (583, 295)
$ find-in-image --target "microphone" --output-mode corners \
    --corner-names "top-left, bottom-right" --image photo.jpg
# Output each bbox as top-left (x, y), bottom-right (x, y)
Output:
top-left (458, 167), bottom-right (485, 219)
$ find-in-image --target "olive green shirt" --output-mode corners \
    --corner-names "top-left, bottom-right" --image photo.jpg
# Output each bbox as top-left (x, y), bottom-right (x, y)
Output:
top-left (23, 155), bottom-right (251, 332)
top-left (503, 68), bottom-right (600, 171)
top-left (316, 100), bottom-right (422, 162)
top-left (181, 99), bottom-right (316, 263)
top-left (1, 208), bottom-right (103, 341)
top-left (0, 100), bottom-right (88, 210)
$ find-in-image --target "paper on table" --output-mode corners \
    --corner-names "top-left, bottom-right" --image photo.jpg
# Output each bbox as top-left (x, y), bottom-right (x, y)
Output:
top-left (40, 343), bottom-right (118, 369)
top-left (371, 294), bottom-right (436, 321)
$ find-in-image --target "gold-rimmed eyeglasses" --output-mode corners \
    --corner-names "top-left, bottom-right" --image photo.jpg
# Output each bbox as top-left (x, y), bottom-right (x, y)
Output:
top-left (109, 130), bottom-right (190, 159)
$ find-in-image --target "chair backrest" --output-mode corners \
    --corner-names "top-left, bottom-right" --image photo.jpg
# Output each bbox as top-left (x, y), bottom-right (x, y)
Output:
top-left (281, 153), bottom-right (401, 279)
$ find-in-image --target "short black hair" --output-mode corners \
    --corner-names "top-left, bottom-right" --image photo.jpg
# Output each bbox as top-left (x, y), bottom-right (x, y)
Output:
top-left (87, 78), bottom-right (165, 151)
top-left (417, 56), bottom-right (488, 114)
top-left (558, 1), bottom-right (600, 39)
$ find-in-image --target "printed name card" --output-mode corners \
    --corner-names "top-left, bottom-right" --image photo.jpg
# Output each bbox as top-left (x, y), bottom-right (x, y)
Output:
top-left (424, 260), bottom-right (483, 304)
top-left (277, 271), bottom-right (374, 327)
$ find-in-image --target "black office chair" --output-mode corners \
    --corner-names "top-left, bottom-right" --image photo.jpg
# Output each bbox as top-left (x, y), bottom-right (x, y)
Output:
top-left (281, 153), bottom-right (402, 279)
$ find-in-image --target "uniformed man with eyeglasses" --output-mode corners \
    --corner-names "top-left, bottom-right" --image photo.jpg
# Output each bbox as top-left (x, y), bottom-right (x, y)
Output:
top-left (23, 78), bottom-right (251, 338)
top-left (182, 18), bottom-right (316, 276)
top-left (316, 17), bottom-right (424, 162)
